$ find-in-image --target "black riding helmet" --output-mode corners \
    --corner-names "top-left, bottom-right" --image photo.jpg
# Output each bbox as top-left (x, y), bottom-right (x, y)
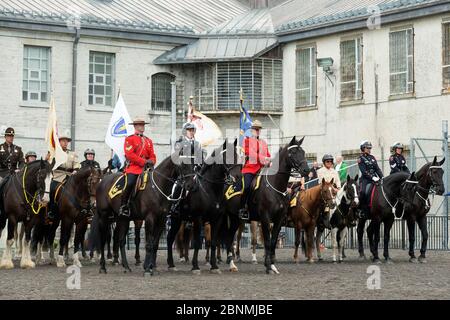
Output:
top-left (360, 141), bottom-right (372, 152)
top-left (84, 148), bottom-right (95, 158)
top-left (322, 154), bottom-right (334, 164)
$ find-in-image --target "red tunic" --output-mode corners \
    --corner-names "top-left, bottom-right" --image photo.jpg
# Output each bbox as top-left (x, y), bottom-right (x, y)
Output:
top-left (124, 133), bottom-right (156, 175)
top-left (241, 136), bottom-right (271, 175)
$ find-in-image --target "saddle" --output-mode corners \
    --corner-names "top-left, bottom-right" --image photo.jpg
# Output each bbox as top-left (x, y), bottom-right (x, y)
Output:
top-left (224, 176), bottom-right (244, 200)
top-left (108, 171), bottom-right (149, 200)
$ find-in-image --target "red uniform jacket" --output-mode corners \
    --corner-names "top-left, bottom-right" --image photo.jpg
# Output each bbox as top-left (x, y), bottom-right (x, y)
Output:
top-left (242, 136), bottom-right (271, 175)
top-left (124, 133), bottom-right (156, 175)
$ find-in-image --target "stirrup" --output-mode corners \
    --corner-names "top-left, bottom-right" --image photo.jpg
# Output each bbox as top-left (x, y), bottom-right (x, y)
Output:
top-left (238, 209), bottom-right (249, 220)
top-left (119, 205), bottom-right (130, 217)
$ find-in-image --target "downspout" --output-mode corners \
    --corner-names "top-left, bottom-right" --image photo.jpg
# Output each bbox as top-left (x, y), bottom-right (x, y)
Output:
top-left (71, 28), bottom-right (80, 150)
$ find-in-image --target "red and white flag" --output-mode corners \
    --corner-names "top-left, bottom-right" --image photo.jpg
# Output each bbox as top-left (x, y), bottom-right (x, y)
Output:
top-left (187, 99), bottom-right (222, 147)
top-left (45, 98), bottom-right (68, 169)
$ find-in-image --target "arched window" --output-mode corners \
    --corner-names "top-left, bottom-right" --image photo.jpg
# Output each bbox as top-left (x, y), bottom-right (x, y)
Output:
top-left (151, 73), bottom-right (175, 111)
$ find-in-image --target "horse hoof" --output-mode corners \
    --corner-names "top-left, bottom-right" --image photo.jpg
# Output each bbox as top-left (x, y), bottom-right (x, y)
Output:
top-left (418, 256), bottom-right (427, 264)
top-left (210, 269), bottom-right (222, 274)
top-left (235, 256), bottom-right (241, 263)
top-left (358, 255), bottom-right (367, 261)
top-left (143, 270), bottom-right (153, 277)
top-left (73, 261), bottom-right (82, 268)
top-left (179, 257), bottom-right (186, 263)
top-left (168, 267), bottom-right (178, 272)
top-left (192, 269), bottom-right (201, 275)
top-left (338, 259), bottom-right (343, 264)
top-left (409, 257), bottom-right (418, 263)
top-left (307, 259), bottom-right (315, 264)
top-left (318, 257), bottom-right (324, 262)
top-left (123, 267), bottom-right (132, 273)
top-left (373, 258), bottom-right (382, 264)
top-left (56, 262), bottom-right (66, 268)
top-left (270, 264), bottom-right (280, 274)
top-left (99, 268), bottom-right (107, 274)
top-left (230, 267), bottom-right (239, 273)
top-left (205, 262), bottom-right (211, 268)
top-left (266, 269), bottom-right (275, 275)
top-left (384, 258), bottom-right (394, 265)
top-left (0, 260), bottom-right (14, 269)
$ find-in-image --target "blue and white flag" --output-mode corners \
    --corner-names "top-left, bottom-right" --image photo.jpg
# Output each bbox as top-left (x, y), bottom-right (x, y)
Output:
top-left (105, 93), bottom-right (133, 165)
top-left (239, 89), bottom-right (252, 148)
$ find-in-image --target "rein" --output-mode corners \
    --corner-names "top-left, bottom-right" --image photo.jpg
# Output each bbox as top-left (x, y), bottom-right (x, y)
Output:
top-left (22, 165), bottom-right (44, 215)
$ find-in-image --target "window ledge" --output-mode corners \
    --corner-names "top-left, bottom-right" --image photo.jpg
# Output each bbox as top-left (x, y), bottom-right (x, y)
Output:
top-left (295, 105), bottom-right (318, 112)
top-left (339, 99), bottom-right (365, 108)
top-left (199, 110), bottom-right (283, 115)
top-left (85, 106), bottom-right (113, 113)
top-left (148, 110), bottom-right (171, 116)
top-left (388, 93), bottom-right (416, 101)
top-left (20, 103), bottom-right (49, 109)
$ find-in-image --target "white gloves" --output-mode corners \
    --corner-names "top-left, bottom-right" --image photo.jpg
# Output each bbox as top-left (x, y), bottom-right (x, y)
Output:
top-left (372, 176), bottom-right (380, 182)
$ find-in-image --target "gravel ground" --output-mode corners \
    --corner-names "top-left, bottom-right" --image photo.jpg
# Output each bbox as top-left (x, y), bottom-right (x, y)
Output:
top-left (0, 248), bottom-right (449, 300)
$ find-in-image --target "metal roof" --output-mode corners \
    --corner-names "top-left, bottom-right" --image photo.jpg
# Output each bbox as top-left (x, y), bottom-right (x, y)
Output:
top-left (274, 0), bottom-right (445, 34)
top-left (153, 36), bottom-right (278, 64)
top-left (0, 0), bottom-right (250, 34)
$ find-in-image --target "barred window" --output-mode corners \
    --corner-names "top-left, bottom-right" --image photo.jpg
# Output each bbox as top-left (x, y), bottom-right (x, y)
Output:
top-left (194, 64), bottom-right (215, 110)
top-left (340, 37), bottom-right (363, 101)
top-left (151, 73), bottom-right (175, 112)
top-left (22, 46), bottom-right (50, 103)
top-left (443, 23), bottom-right (450, 89)
top-left (296, 46), bottom-right (317, 108)
top-left (389, 28), bottom-right (414, 95)
top-left (89, 52), bottom-right (115, 107)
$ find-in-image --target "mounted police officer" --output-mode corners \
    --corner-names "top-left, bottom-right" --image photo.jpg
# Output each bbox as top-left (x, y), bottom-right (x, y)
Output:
top-left (358, 141), bottom-right (383, 218)
top-left (80, 148), bottom-right (101, 169)
top-left (0, 127), bottom-right (24, 178)
top-left (25, 151), bottom-right (37, 164)
top-left (169, 122), bottom-right (205, 217)
top-left (239, 120), bottom-right (271, 220)
top-left (389, 142), bottom-right (410, 175)
top-left (317, 154), bottom-right (341, 189)
top-left (47, 130), bottom-right (81, 219)
top-left (119, 116), bottom-right (156, 217)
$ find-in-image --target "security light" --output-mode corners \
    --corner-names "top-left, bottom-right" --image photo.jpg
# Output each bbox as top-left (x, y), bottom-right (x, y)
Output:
top-left (317, 57), bottom-right (334, 75)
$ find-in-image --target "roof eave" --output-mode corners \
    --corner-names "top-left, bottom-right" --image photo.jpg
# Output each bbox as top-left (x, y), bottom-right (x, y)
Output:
top-left (276, 0), bottom-right (450, 42)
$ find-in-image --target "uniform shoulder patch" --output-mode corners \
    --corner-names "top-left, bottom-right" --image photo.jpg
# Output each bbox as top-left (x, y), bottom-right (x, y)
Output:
top-left (389, 156), bottom-right (394, 161)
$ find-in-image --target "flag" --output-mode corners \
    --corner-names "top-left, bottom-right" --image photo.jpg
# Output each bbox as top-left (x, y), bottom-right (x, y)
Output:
top-left (45, 98), bottom-right (68, 170)
top-left (105, 93), bottom-right (133, 165)
top-left (239, 88), bottom-right (252, 147)
top-left (187, 98), bottom-right (222, 147)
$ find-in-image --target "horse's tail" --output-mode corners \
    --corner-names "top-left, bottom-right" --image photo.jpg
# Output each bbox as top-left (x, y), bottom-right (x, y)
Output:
top-left (89, 212), bottom-right (102, 253)
top-left (0, 177), bottom-right (8, 231)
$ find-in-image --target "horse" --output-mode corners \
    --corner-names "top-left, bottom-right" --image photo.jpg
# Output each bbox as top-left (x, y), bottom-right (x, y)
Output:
top-left (0, 159), bottom-right (53, 269)
top-left (401, 157), bottom-right (445, 263)
top-left (289, 178), bottom-right (337, 263)
top-left (95, 149), bottom-right (192, 275)
top-left (166, 139), bottom-right (238, 274)
top-left (315, 175), bottom-right (359, 262)
top-left (356, 171), bottom-right (412, 263)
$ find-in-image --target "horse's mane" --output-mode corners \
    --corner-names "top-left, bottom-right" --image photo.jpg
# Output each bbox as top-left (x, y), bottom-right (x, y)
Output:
top-left (415, 162), bottom-right (431, 179)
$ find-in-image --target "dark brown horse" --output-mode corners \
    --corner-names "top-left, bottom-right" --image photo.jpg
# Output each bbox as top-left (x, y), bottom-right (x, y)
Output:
top-left (289, 179), bottom-right (337, 263)
top-left (0, 159), bottom-right (53, 269)
top-left (401, 157), bottom-right (445, 263)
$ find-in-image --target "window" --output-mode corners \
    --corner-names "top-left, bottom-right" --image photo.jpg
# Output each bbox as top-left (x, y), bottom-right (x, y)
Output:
top-left (194, 64), bottom-right (215, 110)
top-left (340, 37), bottom-right (363, 101)
top-left (443, 23), bottom-right (450, 90)
top-left (23, 46), bottom-right (50, 103)
top-left (151, 73), bottom-right (175, 111)
top-left (89, 52), bottom-right (114, 107)
top-left (389, 28), bottom-right (414, 95)
top-left (296, 45), bottom-right (317, 108)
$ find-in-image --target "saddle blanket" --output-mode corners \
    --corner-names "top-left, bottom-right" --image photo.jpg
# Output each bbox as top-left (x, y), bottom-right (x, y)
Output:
top-left (108, 172), bottom-right (149, 199)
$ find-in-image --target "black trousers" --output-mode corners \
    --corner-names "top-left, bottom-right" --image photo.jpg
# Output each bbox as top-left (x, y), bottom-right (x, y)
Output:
top-left (121, 174), bottom-right (139, 206)
top-left (241, 173), bottom-right (255, 207)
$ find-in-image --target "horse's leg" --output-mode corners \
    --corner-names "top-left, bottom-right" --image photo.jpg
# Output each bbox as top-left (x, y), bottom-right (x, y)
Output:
top-left (331, 228), bottom-right (338, 262)
top-left (134, 220), bottom-right (143, 266)
top-left (106, 223), bottom-right (113, 260)
top-left (383, 219), bottom-right (394, 263)
top-left (357, 218), bottom-right (366, 259)
top-left (0, 218), bottom-right (15, 269)
top-left (250, 221), bottom-right (258, 264)
top-left (293, 224), bottom-right (300, 263)
top-left (338, 227), bottom-right (348, 262)
top-left (20, 221), bottom-right (35, 269)
top-left (259, 218), bottom-right (272, 273)
top-left (235, 221), bottom-right (244, 262)
top-left (204, 222), bottom-right (211, 265)
top-left (407, 218), bottom-right (417, 262)
top-left (14, 222), bottom-right (22, 259)
top-left (209, 219), bottom-right (221, 273)
top-left (112, 223), bottom-right (120, 265)
top-left (57, 219), bottom-right (72, 268)
top-left (117, 218), bottom-right (131, 272)
top-left (183, 227), bottom-right (191, 263)
top-left (167, 216), bottom-right (182, 270)
top-left (315, 227), bottom-right (323, 261)
top-left (418, 216), bottom-right (428, 263)
top-left (306, 225), bottom-right (315, 263)
top-left (191, 218), bottom-right (202, 274)
top-left (268, 216), bottom-right (283, 274)
top-left (143, 217), bottom-right (156, 276)
top-left (98, 212), bottom-right (108, 274)
top-left (225, 215), bottom-right (239, 272)
top-left (370, 220), bottom-right (381, 263)
top-left (73, 220), bottom-right (88, 268)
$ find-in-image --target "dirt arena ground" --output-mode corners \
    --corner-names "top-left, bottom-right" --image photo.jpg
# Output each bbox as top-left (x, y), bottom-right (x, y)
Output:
top-left (1, 248), bottom-right (449, 300)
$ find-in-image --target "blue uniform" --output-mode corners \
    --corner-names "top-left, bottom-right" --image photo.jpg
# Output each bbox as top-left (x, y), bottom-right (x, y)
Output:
top-left (358, 153), bottom-right (383, 210)
top-left (389, 154), bottom-right (409, 175)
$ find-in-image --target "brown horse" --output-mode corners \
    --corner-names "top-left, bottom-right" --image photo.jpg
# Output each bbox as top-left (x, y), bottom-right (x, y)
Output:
top-left (289, 178), bottom-right (337, 263)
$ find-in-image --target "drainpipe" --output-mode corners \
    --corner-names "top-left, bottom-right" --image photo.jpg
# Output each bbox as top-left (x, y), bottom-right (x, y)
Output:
top-left (71, 28), bottom-right (80, 151)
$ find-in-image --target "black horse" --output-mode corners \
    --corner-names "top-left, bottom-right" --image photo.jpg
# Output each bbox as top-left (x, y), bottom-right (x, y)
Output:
top-left (95, 149), bottom-right (192, 275)
top-left (401, 157), bottom-right (445, 263)
top-left (357, 171), bottom-right (411, 263)
top-left (223, 137), bottom-right (309, 274)
top-left (166, 139), bottom-right (238, 274)
top-left (0, 159), bottom-right (53, 269)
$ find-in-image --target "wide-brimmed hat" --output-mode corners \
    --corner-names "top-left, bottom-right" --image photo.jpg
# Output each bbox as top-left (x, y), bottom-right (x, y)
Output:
top-left (251, 120), bottom-right (263, 129)
top-left (59, 129), bottom-right (72, 142)
top-left (129, 116), bottom-right (150, 125)
top-left (4, 127), bottom-right (15, 136)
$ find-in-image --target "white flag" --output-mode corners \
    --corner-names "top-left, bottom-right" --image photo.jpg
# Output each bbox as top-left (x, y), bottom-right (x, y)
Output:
top-left (105, 93), bottom-right (133, 165)
top-left (187, 103), bottom-right (222, 147)
top-left (46, 99), bottom-right (68, 170)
